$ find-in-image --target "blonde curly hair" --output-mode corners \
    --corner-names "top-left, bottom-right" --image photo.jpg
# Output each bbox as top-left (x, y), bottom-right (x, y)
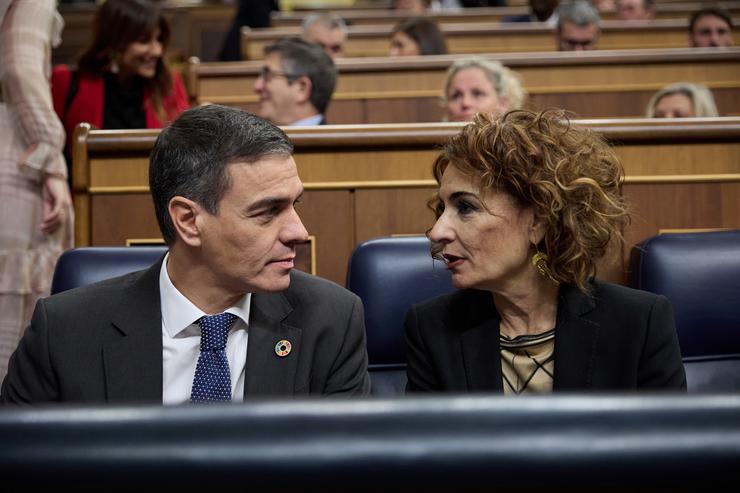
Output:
top-left (430, 109), bottom-right (628, 292)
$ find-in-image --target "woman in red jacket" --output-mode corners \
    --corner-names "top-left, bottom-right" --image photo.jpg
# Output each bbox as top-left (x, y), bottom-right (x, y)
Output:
top-left (52, 0), bottom-right (188, 158)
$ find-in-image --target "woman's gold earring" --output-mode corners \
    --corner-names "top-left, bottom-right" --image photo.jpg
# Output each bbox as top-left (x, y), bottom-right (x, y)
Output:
top-left (532, 247), bottom-right (558, 283)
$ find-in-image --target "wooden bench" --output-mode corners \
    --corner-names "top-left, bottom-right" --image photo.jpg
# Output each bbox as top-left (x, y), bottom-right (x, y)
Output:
top-left (241, 18), bottom-right (732, 60)
top-left (188, 48), bottom-right (740, 122)
top-left (270, 2), bottom-right (740, 26)
top-left (71, 118), bottom-right (740, 287)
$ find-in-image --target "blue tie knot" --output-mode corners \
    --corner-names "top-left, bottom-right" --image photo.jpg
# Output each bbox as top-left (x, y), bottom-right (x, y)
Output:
top-left (198, 313), bottom-right (237, 351)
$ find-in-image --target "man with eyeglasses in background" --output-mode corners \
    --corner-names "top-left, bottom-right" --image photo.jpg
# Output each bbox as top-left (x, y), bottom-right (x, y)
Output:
top-left (556, 1), bottom-right (600, 51)
top-left (253, 38), bottom-right (337, 126)
top-left (301, 12), bottom-right (347, 59)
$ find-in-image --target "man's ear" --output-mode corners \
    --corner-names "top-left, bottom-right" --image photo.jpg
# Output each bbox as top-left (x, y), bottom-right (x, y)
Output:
top-left (169, 196), bottom-right (202, 247)
top-left (294, 75), bottom-right (312, 105)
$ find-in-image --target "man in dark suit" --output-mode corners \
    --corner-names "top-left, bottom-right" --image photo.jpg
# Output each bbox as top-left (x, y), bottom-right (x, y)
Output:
top-left (1, 105), bottom-right (370, 404)
top-left (253, 38), bottom-right (336, 126)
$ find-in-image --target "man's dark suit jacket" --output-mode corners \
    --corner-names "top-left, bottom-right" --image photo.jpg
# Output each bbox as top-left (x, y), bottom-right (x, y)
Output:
top-left (405, 281), bottom-right (687, 392)
top-left (1, 259), bottom-right (370, 403)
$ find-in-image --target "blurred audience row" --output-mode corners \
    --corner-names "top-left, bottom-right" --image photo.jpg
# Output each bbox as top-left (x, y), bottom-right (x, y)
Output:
top-left (301, 2), bottom-right (734, 61)
top-left (51, 1), bottom-right (728, 144)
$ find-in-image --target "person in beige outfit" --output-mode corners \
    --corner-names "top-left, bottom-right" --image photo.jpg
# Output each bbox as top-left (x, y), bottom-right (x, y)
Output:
top-left (0, 0), bottom-right (73, 380)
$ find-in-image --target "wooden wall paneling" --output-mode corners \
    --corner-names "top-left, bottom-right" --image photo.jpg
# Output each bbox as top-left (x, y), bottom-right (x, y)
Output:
top-left (325, 100), bottom-right (366, 125)
top-left (622, 180), bottom-right (740, 253)
top-left (72, 120), bottom-right (740, 287)
top-left (296, 190), bottom-right (355, 286)
top-left (91, 194), bottom-right (160, 246)
top-left (360, 97), bottom-right (445, 124)
top-left (614, 141), bottom-right (740, 175)
top-left (353, 187), bottom-right (438, 244)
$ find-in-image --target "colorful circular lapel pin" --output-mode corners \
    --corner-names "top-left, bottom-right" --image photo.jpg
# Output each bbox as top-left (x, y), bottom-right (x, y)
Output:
top-left (275, 340), bottom-right (292, 357)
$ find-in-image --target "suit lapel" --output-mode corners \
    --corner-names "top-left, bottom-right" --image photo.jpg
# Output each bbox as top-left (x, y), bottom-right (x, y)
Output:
top-left (460, 319), bottom-right (502, 391)
top-left (553, 285), bottom-right (600, 390)
top-left (104, 259), bottom-right (164, 403)
top-left (457, 290), bottom-right (503, 392)
top-left (244, 291), bottom-right (301, 396)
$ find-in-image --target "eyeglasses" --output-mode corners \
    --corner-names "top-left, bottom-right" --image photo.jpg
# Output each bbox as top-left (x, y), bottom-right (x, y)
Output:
top-left (258, 66), bottom-right (301, 82)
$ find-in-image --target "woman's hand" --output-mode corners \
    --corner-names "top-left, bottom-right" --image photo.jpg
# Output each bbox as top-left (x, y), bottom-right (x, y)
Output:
top-left (41, 175), bottom-right (71, 234)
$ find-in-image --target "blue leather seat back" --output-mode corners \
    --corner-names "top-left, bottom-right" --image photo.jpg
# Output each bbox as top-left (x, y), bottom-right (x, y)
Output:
top-left (347, 236), bottom-right (456, 395)
top-left (628, 229), bottom-right (740, 391)
top-left (51, 247), bottom-right (168, 294)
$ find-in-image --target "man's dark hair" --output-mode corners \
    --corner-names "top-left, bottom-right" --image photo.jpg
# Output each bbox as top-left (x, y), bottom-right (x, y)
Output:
top-left (689, 6), bottom-right (733, 33)
top-left (149, 105), bottom-right (294, 244)
top-left (264, 37), bottom-right (337, 114)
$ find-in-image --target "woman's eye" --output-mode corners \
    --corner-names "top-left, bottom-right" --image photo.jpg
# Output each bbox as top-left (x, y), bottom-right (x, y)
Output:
top-left (456, 200), bottom-right (476, 215)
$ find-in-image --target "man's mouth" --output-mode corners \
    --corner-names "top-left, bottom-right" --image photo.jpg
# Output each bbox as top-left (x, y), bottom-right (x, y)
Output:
top-left (269, 256), bottom-right (295, 268)
top-left (443, 253), bottom-right (464, 269)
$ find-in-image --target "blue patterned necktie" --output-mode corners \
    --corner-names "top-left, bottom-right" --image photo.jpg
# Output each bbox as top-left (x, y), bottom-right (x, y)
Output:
top-left (190, 312), bottom-right (237, 403)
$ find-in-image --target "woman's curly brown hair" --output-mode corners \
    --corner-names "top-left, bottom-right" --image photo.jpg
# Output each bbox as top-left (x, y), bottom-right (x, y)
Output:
top-left (431, 109), bottom-right (628, 292)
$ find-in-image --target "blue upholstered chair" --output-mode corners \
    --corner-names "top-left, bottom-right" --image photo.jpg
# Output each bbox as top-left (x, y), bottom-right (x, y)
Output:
top-left (346, 236), bottom-right (456, 395)
top-left (51, 246), bottom-right (168, 294)
top-left (628, 230), bottom-right (740, 392)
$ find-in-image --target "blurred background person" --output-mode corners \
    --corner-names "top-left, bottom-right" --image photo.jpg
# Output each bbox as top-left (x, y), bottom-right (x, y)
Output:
top-left (51, 0), bottom-right (188, 166)
top-left (503, 0), bottom-right (560, 26)
top-left (394, 0), bottom-right (430, 13)
top-left (0, 0), bottom-right (73, 380)
top-left (688, 7), bottom-right (733, 47)
top-left (301, 12), bottom-right (347, 59)
top-left (443, 57), bottom-right (526, 122)
top-left (591, 0), bottom-right (616, 14)
top-left (556, 1), bottom-right (601, 51)
top-left (219, 0), bottom-right (277, 61)
top-left (405, 110), bottom-right (686, 393)
top-left (646, 82), bottom-right (719, 118)
top-left (616, 0), bottom-right (654, 21)
top-left (254, 38), bottom-right (337, 126)
top-left (390, 17), bottom-right (448, 56)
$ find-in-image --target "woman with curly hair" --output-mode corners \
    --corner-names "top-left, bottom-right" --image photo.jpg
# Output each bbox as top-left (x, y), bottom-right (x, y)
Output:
top-left (405, 110), bottom-right (686, 393)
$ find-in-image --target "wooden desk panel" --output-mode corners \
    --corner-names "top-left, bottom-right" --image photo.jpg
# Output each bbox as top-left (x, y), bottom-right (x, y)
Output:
top-left (270, 2), bottom-right (740, 26)
top-left (189, 49), bottom-right (740, 122)
top-left (242, 19), bottom-right (722, 60)
top-left (72, 119), bottom-right (740, 286)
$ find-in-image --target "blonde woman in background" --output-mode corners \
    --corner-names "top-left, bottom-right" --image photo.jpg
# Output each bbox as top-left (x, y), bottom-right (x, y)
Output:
top-left (443, 57), bottom-right (526, 122)
top-left (646, 83), bottom-right (719, 118)
top-left (0, 0), bottom-right (73, 380)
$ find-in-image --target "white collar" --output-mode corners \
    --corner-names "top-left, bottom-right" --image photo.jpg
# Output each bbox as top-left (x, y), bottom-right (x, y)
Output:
top-left (159, 253), bottom-right (251, 337)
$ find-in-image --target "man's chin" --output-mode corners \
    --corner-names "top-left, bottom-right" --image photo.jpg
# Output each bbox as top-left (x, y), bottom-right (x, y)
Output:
top-left (251, 272), bottom-right (292, 293)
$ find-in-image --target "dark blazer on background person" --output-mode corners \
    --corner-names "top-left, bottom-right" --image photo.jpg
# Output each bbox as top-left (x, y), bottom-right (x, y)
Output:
top-left (1, 258), bottom-right (370, 404)
top-left (405, 280), bottom-right (687, 392)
